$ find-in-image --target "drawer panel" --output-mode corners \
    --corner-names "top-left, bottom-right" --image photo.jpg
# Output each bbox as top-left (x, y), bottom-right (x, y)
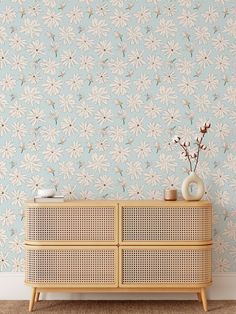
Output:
top-left (120, 206), bottom-right (212, 244)
top-left (25, 206), bottom-right (118, 244)
top-left (25, 246), bottom-right (118, 287)
top-left (120, 246), bottom-right (212, 287)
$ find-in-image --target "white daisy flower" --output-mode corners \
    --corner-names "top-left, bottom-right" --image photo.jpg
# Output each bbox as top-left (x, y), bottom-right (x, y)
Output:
top-left (0, 208), bottom-right (15, 226)
top-left (41, 58), bottom-right (59, 74)
top-left (0, 6), bottom-right (16, 24)
top-left (0, 252), bottom-right (9, 271)
top-left (77, 170), bottom-right (94, 187)
top-left (12, 122), bottom-right (26, 140)
top-left (21, 154), bottom-right (41, 172)
top-left (59, 94), bottom-right (75, 112)
top-left (79, 122), bottom-right (95, 140)
top-left (111, 10), bottom-right (130, 27)
top-left (95, 176), bottom-right (113, 193)
top-left (128, 49), bottom-right (145, 68)
top-left (109, 58), bottom-right (127, 75)
top-left (126, 161), bottom-right (143, 179)
top-left (9, 236), bottom-right (23, 254)
top-left (202, 6), bottom-right (219, 24)
top-left (62, 184), bottom-right (77, 200)
top-left (96, 40), bottom-right (112, 58)
top-left (111, 78), bottom-right (130, 95)
top-left (27, 40), bottom-right (45, 58)
top-left (224, 86), bottom-right (236, 105)
top-left (144, 33), bottom-right (161, 51)
top-left (80, 55), bottom-right (94, 72)
top-left (178, 10), bottom-right (197, 27)
top-left (0, 161), bottom-right (7, 179)
top-left (195, 26), bottom-right (210, 44)
top-left (61, 117), bottom-right (78, 136)
top-left (162, 108), bottom-right (181, 126)
top-left (66, 142), bottom-right (83, 159)
top-left (20, 18), bottom-right (41, 37)
top-left (162, 40), bottom-right (180, 58)
top-left (144, 170), bottom-right (161, 186)
top-left (128, 185), bottom-right (144, 200)
top-left (59, 161), bottom-right (75, 179)
top-left (20, 86), bottom-right (41, 105)
top-left (0, 141), bottom-right (16, 159)
top-left (9, 169), bottom-right (26, 186)
top-left (0, 230), bottom-right (7, 247)
top-left (77, 101), bottom-right (94, 118)
top-left (27, 108), bottom-right (44, 125)
top-left (127, 26), bottom-right (143, 44)
top-left (88, 18), bottom-right (108, 38)
top-left (109, 126), bottom-right (127, 143)
top-left (0, 49), bottom-right (10, 69)
top-left (135, 74), bottom-right (151, 92)
top-left (0, 94), bottom-right (7, 112)
top-left (9, 34), bottom-right (25, 51)
top-left (156, 19), bottom-right (176, 37)
top-left (43, 77), bottom-right (62, 95)
top-left (67, 6), bottom-right (83, 24)
top-left (196, 50), bottom-right (212, 68)
top-left (43, 10), bottom-right (62, 27)
top-left (12, 258), bottom-right (24, 272)
top-left (134, 6), bottom-right (150, 24)
top-left (134, 142), bottom-right (151, 159)
top-left (128, 117), bottom-right (145, 136)
top-left (88, 86), bottom-right (109, 105)
top-left (156, 86), bottom-right (176, 105)
top-left (95, 108), bottom-right (113, 125)
top-left (67, 74), bottom-right (83, 91)
top-left (144, 102), bottom-right (161, 119)
top-left (178, 78), bottom-right (197, 96)
top-left (88, 153), bottom-right (109, 173)
top-left (77, 34), bottom-right (93, 51)
top-left (0, 118), bottom-right (10, 136)
top-left (0, 74), bottom-right (16, 91)
top-left (155, 154), bottom-right (176, 173)
top-left (0, 26), bottom-right (7, 44)
top-left (146, 122), bottom-right (162, 139)
top-left (59, 26), bottom-right (76, 44)
top-left (111, 144), bottom-right (130, 163)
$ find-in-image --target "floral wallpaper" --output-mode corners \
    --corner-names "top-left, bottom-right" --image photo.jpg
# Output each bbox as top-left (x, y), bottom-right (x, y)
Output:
top-left (0, 0), bottom-right (236, 273)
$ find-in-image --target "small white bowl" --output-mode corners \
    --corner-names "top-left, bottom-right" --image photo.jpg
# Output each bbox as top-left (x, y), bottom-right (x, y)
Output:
top-left (37, 189), bottom-right (55, 198)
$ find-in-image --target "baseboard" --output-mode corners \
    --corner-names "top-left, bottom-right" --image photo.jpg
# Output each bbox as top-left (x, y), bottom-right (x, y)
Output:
top-left (0, 272), bottom-right (235, 300)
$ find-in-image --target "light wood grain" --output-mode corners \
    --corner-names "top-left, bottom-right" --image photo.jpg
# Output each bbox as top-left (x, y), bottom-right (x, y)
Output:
top-left (25, 200), bottom-right (212, 313)
top-left (25, 199), bottom-right (212, 208)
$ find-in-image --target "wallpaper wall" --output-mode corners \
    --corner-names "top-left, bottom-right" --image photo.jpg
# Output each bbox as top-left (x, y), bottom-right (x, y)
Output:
top-left (0, 0), bottom-right (236, 272)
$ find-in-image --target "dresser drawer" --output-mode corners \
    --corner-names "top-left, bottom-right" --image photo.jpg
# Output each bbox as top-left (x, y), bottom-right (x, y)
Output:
top-left (120, 205), bottom-right (212, 244)
top-left (25, 205), bottom-right (118, 244)
top-left (119, 246), bottom-right (212, 287)
top-left (25, 245), bottom-right (118, 287)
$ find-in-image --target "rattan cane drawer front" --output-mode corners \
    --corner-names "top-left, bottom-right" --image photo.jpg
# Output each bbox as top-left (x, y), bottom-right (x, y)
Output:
top-left (25, 246), bottom-right (118, 287)
top-left (25, 206), bottom-right (117, 244)
top-left (120, 246), bottom-right (212, 287)
top-left (120, 206), bottom-right (212, 244)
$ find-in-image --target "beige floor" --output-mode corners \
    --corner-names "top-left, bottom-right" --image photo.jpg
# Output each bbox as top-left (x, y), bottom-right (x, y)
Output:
top-left (0, 300), bottom-right (236, 314)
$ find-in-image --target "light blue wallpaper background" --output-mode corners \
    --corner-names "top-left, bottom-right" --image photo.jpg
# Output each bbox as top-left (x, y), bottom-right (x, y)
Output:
top-left (0, 0), bottom-right (236, 272)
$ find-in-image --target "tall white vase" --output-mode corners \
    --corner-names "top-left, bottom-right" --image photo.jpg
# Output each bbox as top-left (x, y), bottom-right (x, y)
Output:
top-left (181, 171), bottom-right (205, 201)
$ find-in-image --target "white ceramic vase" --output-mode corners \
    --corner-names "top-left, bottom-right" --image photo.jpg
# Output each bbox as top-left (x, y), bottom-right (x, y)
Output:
top-left (181, 171), bottom-right (205, 201)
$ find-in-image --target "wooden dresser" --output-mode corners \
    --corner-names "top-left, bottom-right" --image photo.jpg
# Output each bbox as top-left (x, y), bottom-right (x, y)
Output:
top-left (24, 200), bottom-right (212, 312)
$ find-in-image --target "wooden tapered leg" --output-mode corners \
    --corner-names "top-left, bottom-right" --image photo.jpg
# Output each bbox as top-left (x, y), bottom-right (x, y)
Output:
top-left (35, 291), bottom-right (40, 303)
top-left (29, 288), bottom-right (36, 312)
top-left (197, 292), bottom-right (202, 303)
top-left (200, 288), bottom-right (208, 312)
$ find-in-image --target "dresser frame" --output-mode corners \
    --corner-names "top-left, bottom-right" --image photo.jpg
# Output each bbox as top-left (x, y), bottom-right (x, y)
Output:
top-left (24, 200), bottom-right (212, 312)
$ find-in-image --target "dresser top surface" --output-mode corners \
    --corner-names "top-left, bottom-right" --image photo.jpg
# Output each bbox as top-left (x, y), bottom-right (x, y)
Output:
top-left (25, 199), bottom-right (212, 208)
